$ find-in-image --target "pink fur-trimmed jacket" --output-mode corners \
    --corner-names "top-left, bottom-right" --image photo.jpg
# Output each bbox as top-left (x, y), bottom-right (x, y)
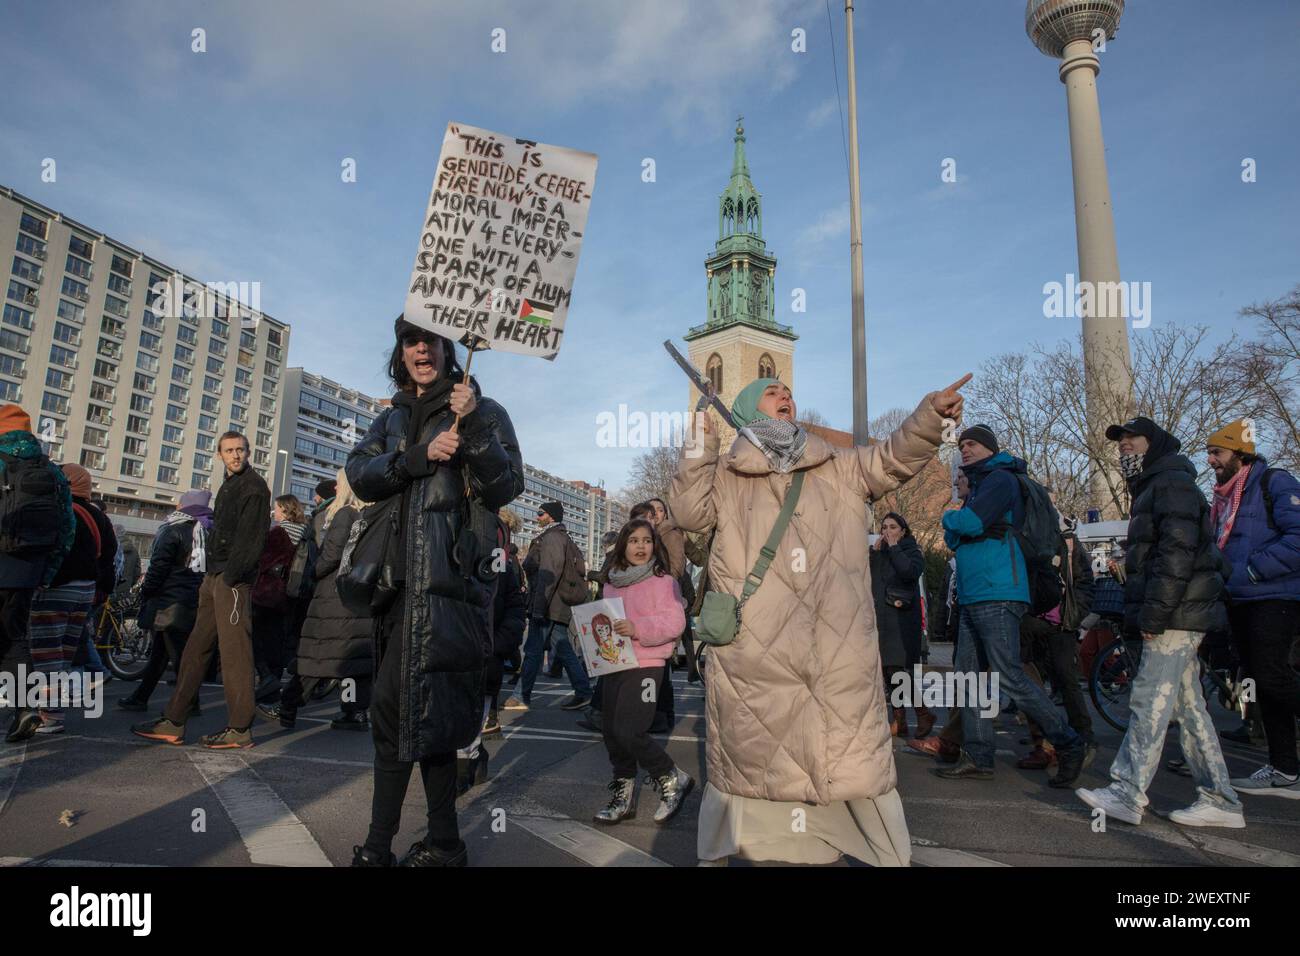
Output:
top-left (601, 573), bottom-right (686, 667)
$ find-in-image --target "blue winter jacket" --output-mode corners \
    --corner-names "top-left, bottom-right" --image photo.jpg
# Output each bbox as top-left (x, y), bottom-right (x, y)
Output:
top-left (942, 452), bottom-right (1030, 605)
top-left (1220, 459), bottom-right (1300, 603)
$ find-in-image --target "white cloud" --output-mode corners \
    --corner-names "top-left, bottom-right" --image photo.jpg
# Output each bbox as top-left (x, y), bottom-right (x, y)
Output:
top-left (796, 203), bottom-right (850, 246)
top-left (806, 96), bottom-right (839, 129)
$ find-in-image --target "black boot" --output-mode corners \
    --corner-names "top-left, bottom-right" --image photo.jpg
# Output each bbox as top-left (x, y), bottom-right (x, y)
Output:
top-left (351, 845), bottom-right (394, 867)
top-left (397, 840), bottom-right (467, 867)
top-left (1050, 739), bottom-right (1087, 788)
top-left (934, 750), bottom-right (994, 780)
top-left (330, 710), bottom-right (369, 731)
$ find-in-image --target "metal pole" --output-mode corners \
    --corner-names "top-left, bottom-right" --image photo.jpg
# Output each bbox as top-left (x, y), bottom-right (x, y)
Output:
top-left (845, 0), bottom-right (868, 445)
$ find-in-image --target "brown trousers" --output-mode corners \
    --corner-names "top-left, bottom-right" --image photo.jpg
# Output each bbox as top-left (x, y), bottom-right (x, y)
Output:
top-left (164, 575), bottom-right (255, 729)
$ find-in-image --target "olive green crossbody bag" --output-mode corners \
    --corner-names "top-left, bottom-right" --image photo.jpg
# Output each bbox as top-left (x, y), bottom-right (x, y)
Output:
top-left (695, 471), bottom-right (804, 647)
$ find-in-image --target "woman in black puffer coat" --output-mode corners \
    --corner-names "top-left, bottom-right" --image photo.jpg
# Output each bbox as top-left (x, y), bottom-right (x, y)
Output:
top-left (283, 467), bottom-right (373, 730)
top-left (870, 512), bottom-right (932, 738)
top-left (346, 318), bottom-right (523, 868)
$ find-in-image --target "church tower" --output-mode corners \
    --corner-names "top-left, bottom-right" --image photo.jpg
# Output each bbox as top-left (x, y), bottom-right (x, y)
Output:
top-left (685, 118), bottom-right (797, 445)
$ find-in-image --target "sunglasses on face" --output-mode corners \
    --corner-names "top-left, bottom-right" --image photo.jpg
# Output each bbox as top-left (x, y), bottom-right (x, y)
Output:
top-left (401, 331), bottom-right (441, 349)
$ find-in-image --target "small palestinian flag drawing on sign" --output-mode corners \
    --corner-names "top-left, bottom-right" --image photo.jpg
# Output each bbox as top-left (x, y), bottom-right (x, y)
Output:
top-left (518, 298), bottom-right (554, 327)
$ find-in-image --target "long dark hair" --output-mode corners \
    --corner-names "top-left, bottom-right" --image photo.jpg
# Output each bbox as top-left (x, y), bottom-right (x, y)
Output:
top-left (387, 317), bottom-right (466, 394)
top-left (611, 518), bottom-right (669, 576)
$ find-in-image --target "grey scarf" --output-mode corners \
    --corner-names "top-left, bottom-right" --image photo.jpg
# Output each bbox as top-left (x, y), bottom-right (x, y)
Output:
top-left (745, 418), bottom-right (808, 474)
top-left (606, 562), bottom-right (657, 589)
top-left (1119, 453), bottom-right (1143, 480)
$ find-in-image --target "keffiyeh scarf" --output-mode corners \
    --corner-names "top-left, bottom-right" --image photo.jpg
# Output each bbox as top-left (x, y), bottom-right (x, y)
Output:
top-left (744, 418), bottom-right (808, 475)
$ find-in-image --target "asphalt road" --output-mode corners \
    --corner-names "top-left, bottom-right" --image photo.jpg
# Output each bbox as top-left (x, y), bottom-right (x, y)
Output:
top-left (1, 657), bottom-right (1297, 867)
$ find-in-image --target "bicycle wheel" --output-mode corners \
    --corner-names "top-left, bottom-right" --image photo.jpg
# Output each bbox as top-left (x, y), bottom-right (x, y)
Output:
top-left (105, 617), bottom-right (152, 680)
top-left (1089, 636), bottom-right (1140, 733)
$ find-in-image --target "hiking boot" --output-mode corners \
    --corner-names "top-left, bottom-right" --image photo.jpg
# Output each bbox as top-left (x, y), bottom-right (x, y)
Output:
top-left (132, 716), bottom-right (185, 745)
top-left (559, 695), bottom-right (591, 711)
top-left (1050, 739), bottom-right (1087, 788)
top-left (1075, 785), bottom-right (1142, 826)
top-left (593, 777), bottom-right (637, 824)
top-left (330, 711), bottom-right (369, 731)
top-left (502, 696), bottom-right (528, 711)
top-left (1231, 764), bottom-right (1300, 799)
top-left (351, 845), bottom-right (394, 867)
top-left (200, 726), bottom-right (253, 749)
top-left (397, 839), bottom-right (467, 867)
top-left (651, 767), bottom-right (694, 824)
top-left (116, 696), bottom-right (148, 712)
top-left (5, 709), bottom-right (42, 744)
top-left (934, 751), bottom-right (993, 780)
top-left (1017, 745), bottom-right (1056, 770)
top-left (1169, 798), bottom-right (1246, 829)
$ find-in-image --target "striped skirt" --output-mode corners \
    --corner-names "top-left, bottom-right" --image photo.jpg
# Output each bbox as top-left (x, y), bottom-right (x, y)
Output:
top-left (29, 581), bottom-right (96, 675)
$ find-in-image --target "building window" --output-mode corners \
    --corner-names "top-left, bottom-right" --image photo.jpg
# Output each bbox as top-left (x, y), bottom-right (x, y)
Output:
top-left (142, 308), bottom-right (164, 332)
top-left (65, 255), bottom-right (92, 280)
top-left (191, 473), bottom-right (210, 491)
top-left (80, 450), bottom-right (105, 471)
top-left (255, 431), bottom-right (272, 449)
top-left (135, 350), bottom-right (159, 372)
top-left (105, 294), bottom-right (130, 321)
top-left (177, 325), bottom-right (197, 346)
top-left (209, 338), bottom-right (227, 357)
top-left (49, 345), bottom-right (78, 369)
top-left (196, 434), bottom-right (215, 452)
top-left (101, 316), bottom-right (126, 338)
top-left (758, 353), bottom-right (776, 379)
top-left (233, 386), bottom-right (249, 405)
top-left (107, 273), bottom-right (132, 296)
top-left (706, 353), bottom-right (723, 393)
top-left (3, 304), bottom-right (33, 330)
top-left (83, 426), bottom-right (108, 449)
top-left (160, 445), bottom-right (182, 465)
top-left (16, 233), bottom-right (45, 259)
top-left (57, 299), bottom-right (85, 324)
top-left (193, 453), bottom-right (212, 472)
top-left (168, 383), bottom-right (189, 403)
top-left (0, 354), bottom-right (24, 377)
top-left (45, 368), bottom-right (74, 391)
top-left (157, 466), bottom-right (179, 485)
top-left (61, 277), bottom-right (89, 300)
top-left (174, 344), bottom-right (194, 364)
top-left (254, 450), bottom-right (270, 467)
top-left (267, 327), bottom-right (282, 346)
top-left (96, 339), bottom-right (122, 361)
top-left (126, 415), bottom-right (149, 436)
top-left (0, 380), bottom-right (20, 402)
top-left (258, 413), bottom-right (274, 431)
top-left (124, 436), bottom-right (148, 456)
top-left (139, 331), bottom-right (161, 352)
top-left (166, 404), bottom-right (186, 423)
top-left (231, 405), bottom-right (248, 423)
top-left (110, 253), bottom-right (133, 278)
top-left (204, 375), bottom-right (222, 394)
top-left (129, 393), bottom-right (153, 414)
top-left (260, 395), bottom-right (275, 412)
top-left (211, 318), bottom-right (229, 339)
top-left (240, 330), bottom-right (256, 351)
top-left (206, 357), bottom-right (224, 375)
top-left (172, 364), bottom-right (192, 385)
top-left (235, 367), bottom-right (252, 386)
top-left (11, 255), bottom-right (41, 283)
top-left (132, 372), bottom-right (154, 393)
top-left (19, 212), bottom-right (48, 239)
top-left (92, 359), bottom-right (116, 381)
top-left (198, 414), bottom-right (217, 433)
top-left (0, 328), bottom-right (29, 354)
top-left (163, 424), bottom-right (184, 443)
top-left (7, 279), bottom-right (36, 305)
top-left (87, 405), bottom-right (113, 427)
top-left (201, 394), bottom-right (220, 414)
top-left (53, 322), bottom-right (80, 346)
top-left (41, 392), bottom-right (70, 416)
top-left (67, 235), bottom-right (92, 258)
top-left (90, 382), bottom-right (114, 403)
top-left (264, 361), bottom-right (279, 380)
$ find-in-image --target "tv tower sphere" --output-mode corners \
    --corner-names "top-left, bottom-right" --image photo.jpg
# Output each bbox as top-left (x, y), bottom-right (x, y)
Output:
top-left (1026, 0), bottom-right (1124, 57)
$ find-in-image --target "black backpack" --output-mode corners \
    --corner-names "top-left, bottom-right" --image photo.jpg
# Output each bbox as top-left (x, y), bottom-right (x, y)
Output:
top-left (285, 534), bottom-right (319, 600)
top-left (0, 451), bottom-right (64, 565)
top-left (980, 473), bottom-right (1064, 615)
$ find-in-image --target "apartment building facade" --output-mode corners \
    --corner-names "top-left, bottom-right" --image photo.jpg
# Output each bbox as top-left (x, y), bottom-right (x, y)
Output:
top-left (505, 465), bottom-right (629, 569)
top-left (1, 186), bottom-right (290, 522)
top-left (276, 368), bottom-right (384, 502)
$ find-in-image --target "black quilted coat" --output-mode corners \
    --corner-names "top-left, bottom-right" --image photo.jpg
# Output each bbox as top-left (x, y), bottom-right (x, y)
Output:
top-left (296, 506), bottom-right (372, 680)
top-left (346, 388), bottom-right (522, 760)
top-left (1122, 425), bottom-right (1230, 636)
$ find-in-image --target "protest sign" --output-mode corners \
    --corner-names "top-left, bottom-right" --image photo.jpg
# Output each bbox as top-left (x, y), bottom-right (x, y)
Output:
top-left (403, 121), bottom-right (598, 361)
top-left (569, 598), bottom-right (640, 676)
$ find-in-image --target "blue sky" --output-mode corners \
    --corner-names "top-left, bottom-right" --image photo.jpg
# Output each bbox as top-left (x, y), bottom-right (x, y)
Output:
top-left (3, 0), bottom-right (1297, 493)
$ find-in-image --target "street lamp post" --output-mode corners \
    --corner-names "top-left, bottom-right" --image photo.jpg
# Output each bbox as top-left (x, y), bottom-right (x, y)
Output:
top-left (276, 449), bottom-right (289, 496)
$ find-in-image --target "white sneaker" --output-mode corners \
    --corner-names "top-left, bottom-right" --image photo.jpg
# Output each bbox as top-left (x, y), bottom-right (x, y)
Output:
top-left (1168, 797), bottom-right (1245, 829)
top-left (35, 714), bottom-right (66, 735)
top-left (502, 697), bottom-right (529, 711)
top-left (1075, 785), bottom-right (1142, 825)
top-left (1232, 764), bottom-right (1300, 799)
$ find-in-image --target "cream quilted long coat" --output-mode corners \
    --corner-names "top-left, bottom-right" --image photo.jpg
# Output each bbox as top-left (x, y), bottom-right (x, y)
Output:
top-left (669, 394), bottom-right (943, 804)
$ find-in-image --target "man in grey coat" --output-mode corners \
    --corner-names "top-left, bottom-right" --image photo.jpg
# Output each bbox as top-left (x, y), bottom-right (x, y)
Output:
top-left (504, 501), bottom-right (591, 712)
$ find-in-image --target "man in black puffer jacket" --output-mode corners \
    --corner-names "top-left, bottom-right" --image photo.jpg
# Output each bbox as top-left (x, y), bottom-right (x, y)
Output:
top-left (1076, 416), bottom-right (1244, 831)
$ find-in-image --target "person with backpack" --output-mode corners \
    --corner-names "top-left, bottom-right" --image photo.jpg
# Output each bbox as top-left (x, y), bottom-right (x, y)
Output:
top-left (1205, 420), bottom-right (1300, 799)
top-left (24, 464), bottom-right (107, 734)
top-left (1075, 416), bottom-right (1244, 828)
top-left (262, 473), bottom-right (370, 730)
top-left (671, 375), bottom-right (967, 865)
top-left (345, 318), bottom-right (521, 867)
top-left (936, 424), bottom-right (1087, 786)
top-left (506, 501), bottom-right (592, 712)
top-left (65, 468), bottom-right (118, 679)
top-left (133, 430), bottom-right (270, 749)
top-left (248, 496), bottom-right (308, 701)
top-left (591, 518), bottom-right (693, 825)
top-left (1016, 511), bottom-right (1096, 772)
top-left (118, 490), bottom-right (211, 712)
top-left (0, 404), bottom-right (75, 744)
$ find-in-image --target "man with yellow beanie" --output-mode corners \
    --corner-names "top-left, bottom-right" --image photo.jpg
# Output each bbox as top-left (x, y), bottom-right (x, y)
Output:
top-left (1206, 419), bottom-right (1300, 799)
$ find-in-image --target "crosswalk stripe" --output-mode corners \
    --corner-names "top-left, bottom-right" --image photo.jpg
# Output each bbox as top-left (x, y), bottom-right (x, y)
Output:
top-left (188, 751), bottom-right (332, 867)
top-left (910, 844), bottom-right (1009, 867)
top-left (0, 856), bottom-right (158, 867)
top-left (509, 814), bottom-right (670, 867)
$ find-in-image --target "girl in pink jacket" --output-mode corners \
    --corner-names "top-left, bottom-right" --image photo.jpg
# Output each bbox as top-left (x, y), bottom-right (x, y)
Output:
top-left (593, 519), bottom-right (694, 826)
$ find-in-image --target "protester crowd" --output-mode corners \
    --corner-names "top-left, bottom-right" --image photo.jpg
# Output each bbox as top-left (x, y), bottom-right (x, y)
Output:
top-left (1, 319), bottom-right (1297, 867)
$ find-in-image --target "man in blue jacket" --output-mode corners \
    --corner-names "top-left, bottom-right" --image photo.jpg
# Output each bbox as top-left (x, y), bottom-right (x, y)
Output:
top-left (937, 424), bottom-right (1086, 786)
top-left (1207, 419), bottom-right (1300, 798)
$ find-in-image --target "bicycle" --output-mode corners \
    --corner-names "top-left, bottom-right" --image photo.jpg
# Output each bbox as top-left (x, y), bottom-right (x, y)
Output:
top-left (94, 586), bottom-right (152, 680)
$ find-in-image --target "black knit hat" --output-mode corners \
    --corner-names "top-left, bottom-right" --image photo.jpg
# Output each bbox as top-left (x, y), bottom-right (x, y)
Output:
top-left (539, 501), bottom-right (563, 523)
top-left (315, 479), bottom-right (337, 500)
top-left (958, 423), bottom-right (999, 455)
